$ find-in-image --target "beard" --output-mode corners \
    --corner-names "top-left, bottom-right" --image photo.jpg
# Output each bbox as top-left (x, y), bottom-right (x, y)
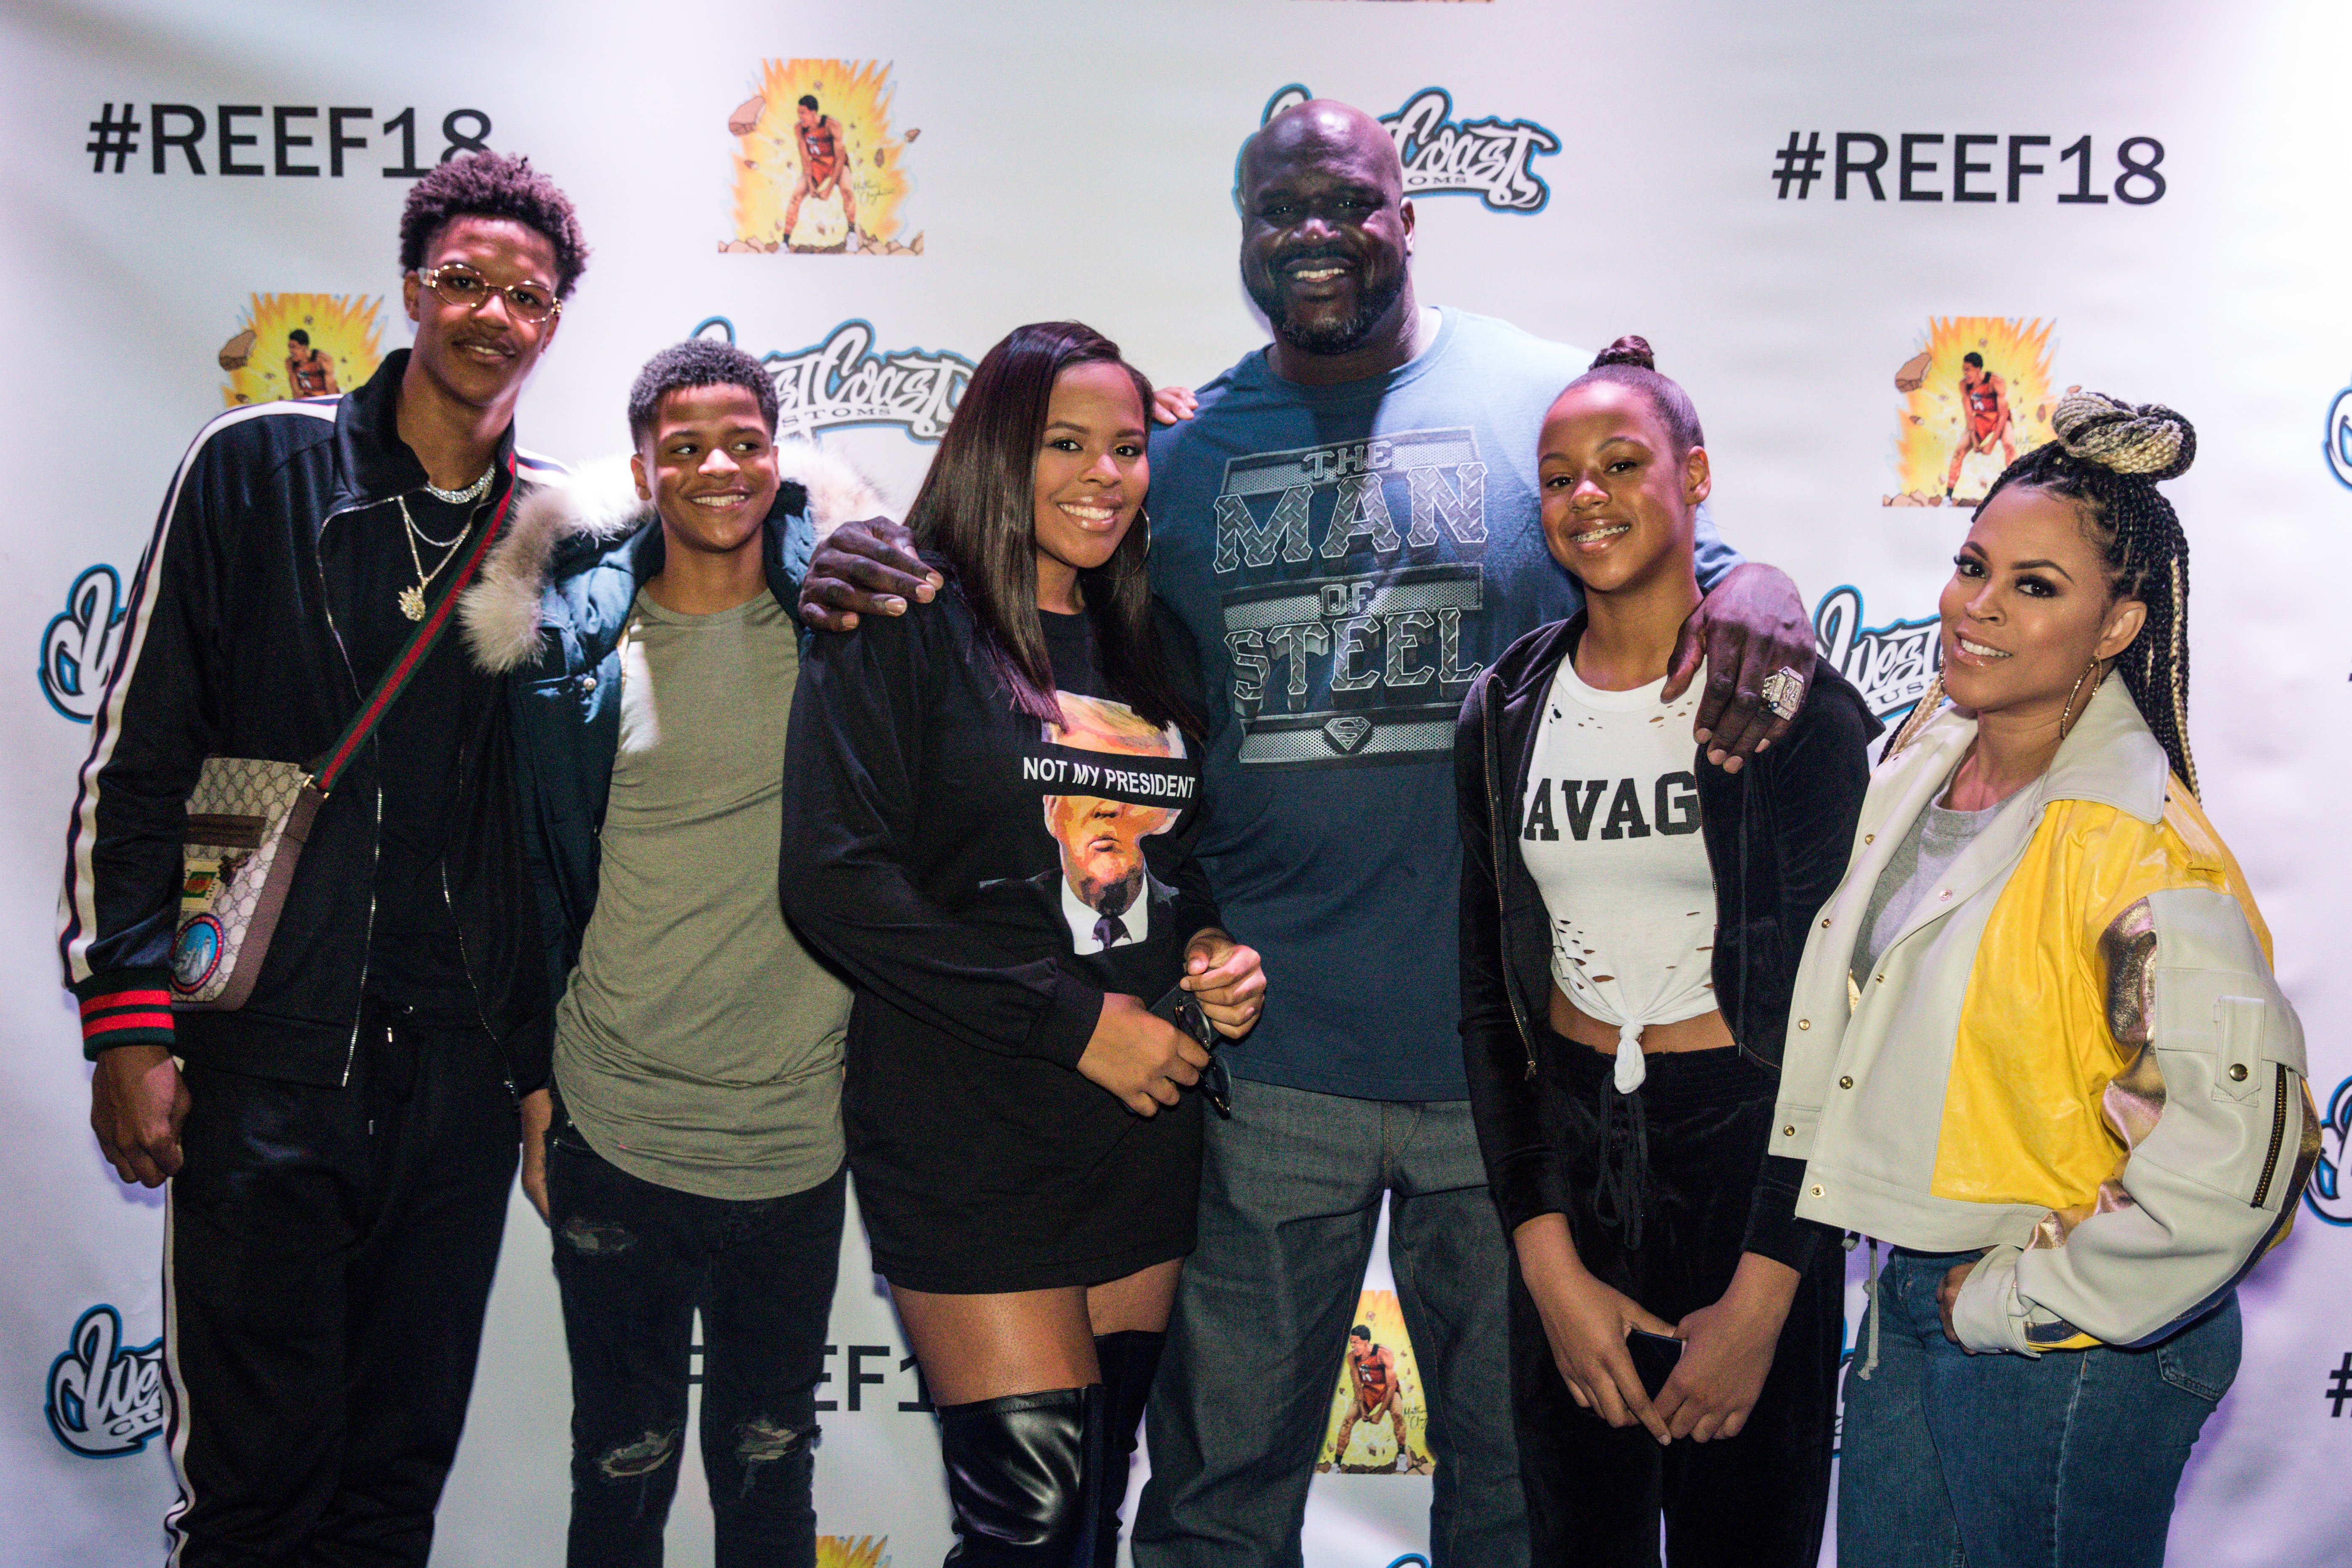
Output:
top-left (1245, 255), bottom-right (1407, 358)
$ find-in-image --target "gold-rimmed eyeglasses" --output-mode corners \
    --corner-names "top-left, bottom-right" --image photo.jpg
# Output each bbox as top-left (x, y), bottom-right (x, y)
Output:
top-left (415, 264), bottom-right (563, 325)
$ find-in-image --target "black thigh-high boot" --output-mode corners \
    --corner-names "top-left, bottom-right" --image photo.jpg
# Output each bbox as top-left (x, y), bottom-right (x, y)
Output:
top-left (936, 1385), bottom-right (1106, 1565)
top-left (1090, 1331), bottom-right (1165, 1567)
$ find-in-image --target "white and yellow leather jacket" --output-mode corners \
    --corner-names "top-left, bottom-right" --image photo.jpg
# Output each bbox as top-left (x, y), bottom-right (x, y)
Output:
top-left (1773, 677), bottom-right (2317, 1353)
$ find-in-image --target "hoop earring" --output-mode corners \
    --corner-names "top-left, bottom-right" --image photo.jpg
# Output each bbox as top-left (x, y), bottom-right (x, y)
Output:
top-left (2059, 657), bottom-right (2103, 741)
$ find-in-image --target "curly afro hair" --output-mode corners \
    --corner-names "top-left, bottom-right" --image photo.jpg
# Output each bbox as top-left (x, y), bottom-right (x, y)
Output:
top-left (627, 339), bottom-right (780, 444)
top-left (398, 151), bottom-right (589, 299)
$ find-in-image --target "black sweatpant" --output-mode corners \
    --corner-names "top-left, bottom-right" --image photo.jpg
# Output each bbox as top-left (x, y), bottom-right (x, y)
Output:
top-left (164, 1003), bottom-right (520, 1567)
top-left (544, 1100), bottom-right (844, 1568)
top-left (1509, 1039), bottom-right (1842, 1568)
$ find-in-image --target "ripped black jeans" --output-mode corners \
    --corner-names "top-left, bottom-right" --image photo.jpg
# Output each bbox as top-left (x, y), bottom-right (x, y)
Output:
top-left (546, 1110), bottom-right (844, 1568)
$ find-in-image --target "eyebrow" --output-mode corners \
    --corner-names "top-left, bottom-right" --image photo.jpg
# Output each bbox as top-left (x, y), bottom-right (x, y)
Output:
top-left (1538, 435), bottom-right (1649, 462)
top-left (2008, 558), bottom-right (2076, 580)
top-left (1045, 419), bottom-right (1146, 439)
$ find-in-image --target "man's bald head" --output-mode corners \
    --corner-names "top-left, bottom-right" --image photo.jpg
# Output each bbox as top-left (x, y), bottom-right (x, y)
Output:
top-left (1240, 99), bottom-right (1403, 203)
top-left (1236, 98), bottom-right (1417, 366)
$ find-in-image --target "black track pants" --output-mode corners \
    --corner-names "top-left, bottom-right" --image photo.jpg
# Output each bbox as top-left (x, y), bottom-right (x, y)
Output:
top-left (1509, 1042), bottom-right (1842, 1568)
top-left (162, 1004), bottom-right (519, 1567)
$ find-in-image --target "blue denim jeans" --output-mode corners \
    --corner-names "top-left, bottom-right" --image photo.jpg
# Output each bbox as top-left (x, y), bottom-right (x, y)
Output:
top-left (1131, 1080), bottom-right (1524, 1568)
top-left (1837, 1248), bottom-right (2239, 1568)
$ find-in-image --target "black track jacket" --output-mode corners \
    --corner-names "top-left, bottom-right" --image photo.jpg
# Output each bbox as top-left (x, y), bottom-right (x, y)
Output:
top-left (58, 352), bottom-right (555, 1091)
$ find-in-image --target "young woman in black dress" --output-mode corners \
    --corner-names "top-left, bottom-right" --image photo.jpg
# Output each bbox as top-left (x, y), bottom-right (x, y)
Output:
top-left (780, 321), bottom-right (1265, 1565)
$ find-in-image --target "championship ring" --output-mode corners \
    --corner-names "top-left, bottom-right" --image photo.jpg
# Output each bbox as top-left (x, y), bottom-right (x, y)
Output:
top-left (1760, 667), bottom-right (1806, 722)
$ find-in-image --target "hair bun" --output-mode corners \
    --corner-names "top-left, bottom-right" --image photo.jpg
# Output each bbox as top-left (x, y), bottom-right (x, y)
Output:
top-left (2050, 392), bottom-right (2195, 482)
top-left (1589, 334), bottom-right (1656, 372)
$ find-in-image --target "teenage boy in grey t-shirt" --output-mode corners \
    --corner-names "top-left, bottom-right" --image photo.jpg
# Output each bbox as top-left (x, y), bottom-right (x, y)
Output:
top-left (467, 340), bottom-right (881, 1568)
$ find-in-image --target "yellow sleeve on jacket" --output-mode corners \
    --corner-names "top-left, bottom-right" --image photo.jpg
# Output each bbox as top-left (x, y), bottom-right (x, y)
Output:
top-left (1946, 791), bottom-right (2317, 1354)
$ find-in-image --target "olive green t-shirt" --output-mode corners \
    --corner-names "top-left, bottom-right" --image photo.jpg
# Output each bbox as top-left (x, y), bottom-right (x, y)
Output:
top-left (554, 587), bottom-right (848, 1199)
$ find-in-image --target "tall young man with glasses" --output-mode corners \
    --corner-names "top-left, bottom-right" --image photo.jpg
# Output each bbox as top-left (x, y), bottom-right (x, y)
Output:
top-left (60, 150), bottom-right (587, 1566)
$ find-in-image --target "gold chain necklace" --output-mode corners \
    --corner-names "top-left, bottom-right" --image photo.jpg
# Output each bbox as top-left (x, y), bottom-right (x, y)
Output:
top-left (397, 496), bottom-right (475, 621)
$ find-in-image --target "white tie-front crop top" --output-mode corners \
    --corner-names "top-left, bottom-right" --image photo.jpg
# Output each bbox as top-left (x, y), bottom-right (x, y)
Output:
top-left (1516, 655), bottom-right (1718, 1093)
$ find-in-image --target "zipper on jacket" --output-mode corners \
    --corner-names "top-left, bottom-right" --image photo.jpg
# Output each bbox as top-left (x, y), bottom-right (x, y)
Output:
top-left (1482, 685), bottom-right (1539, 1082)
top-left (2251, 1062), bottom-right (2291, 1208)
top-left (317, 498), bottom-right (381, 1086)
top-left (441, 856), bottom-right (517, 1103)
top-left (443, 485), bottom-right (522, 1103)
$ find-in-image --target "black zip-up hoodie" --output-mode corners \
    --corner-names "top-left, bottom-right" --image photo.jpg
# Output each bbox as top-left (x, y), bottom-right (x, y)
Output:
top-left (1456, 615), bottom-right (1879, 1271)
top-left (59, 351), bottom-right (554, 1092)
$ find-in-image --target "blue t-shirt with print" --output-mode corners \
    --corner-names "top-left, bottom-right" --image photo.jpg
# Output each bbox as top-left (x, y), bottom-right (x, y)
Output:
top-left (1147, 308), bottom-right (1740, 1100)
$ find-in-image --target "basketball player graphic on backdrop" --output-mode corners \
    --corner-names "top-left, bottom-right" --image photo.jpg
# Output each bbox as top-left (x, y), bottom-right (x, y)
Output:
top-left (1944, 351), bottom-right (2015, 500)
top-left (1331, 1325), bottom-right (1413, 1474)
top-left (284, 330), bottom-right (339, 397)
top-left (783, 94), bottom-right (859, 246)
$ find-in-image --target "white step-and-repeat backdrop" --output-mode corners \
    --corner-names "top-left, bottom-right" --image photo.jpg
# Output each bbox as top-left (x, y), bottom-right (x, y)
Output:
top-left (4, 2), bottom-right (2348, 1564)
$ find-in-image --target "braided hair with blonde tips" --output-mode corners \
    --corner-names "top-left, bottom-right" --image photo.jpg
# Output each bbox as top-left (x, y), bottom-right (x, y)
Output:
top-left (1974, 392), bottom-right (2200, 796)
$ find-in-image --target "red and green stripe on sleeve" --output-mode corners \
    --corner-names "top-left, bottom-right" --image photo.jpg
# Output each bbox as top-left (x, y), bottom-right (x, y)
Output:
top-left (74, 971), bottom-right (175, 1057)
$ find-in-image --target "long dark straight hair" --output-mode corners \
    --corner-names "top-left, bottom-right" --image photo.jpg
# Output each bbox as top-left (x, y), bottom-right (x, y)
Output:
top-left (907, 320), bottom-right (1199, 736)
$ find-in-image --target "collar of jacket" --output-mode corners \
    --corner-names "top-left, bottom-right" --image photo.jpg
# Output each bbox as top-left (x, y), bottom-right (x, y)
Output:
top-left (1886, 673), bottom-right (2169, 829)
top-left (457, 440), bottom-right (889, 673)
top-left (325, 348), bottom-right (520, 519)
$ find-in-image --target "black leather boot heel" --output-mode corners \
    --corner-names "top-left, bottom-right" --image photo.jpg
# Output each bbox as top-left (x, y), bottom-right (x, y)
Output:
top-left (1089, 1331), bottom-right (1166, 1567)
top-left (936, 1385), bottom-right (1106, 1565)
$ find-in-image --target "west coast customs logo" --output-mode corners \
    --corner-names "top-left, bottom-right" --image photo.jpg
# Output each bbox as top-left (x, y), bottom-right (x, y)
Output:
top-left (2325, 375), bottom-right (2352, 491)
top-left (1260, 85), bottom-right (1558, 213)
top-left (1813, 585), bottom-right (1940, 725)
top-left (693, 316), bottom-right (970, 443)
top-left (46, 1305), bottom-right (165, 1457)
top-left (41, 565), bottom-right (127, 722)
top-left (2303, 1075), bottom-right (2352, 1226)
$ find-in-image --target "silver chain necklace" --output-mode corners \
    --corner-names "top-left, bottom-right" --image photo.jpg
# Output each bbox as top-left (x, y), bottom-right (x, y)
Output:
top-left (420, 467), bottom-right (493, 507)
top-left (396, 496), bottom-right (475, 621)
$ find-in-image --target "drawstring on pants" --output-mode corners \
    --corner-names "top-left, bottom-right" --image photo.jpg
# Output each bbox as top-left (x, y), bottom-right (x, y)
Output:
top-left (1853, 1236), bottom-right (1884, 1381)
top-left (1591, 1070), bottom-right (1651, 1252)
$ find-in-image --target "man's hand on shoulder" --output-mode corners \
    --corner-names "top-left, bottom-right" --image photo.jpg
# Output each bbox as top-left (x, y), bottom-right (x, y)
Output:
top-left (797, 516), bottom-right (941, 633)
top-left (91, 1044), bottom-right (189, 1188)
top-left (1664, 562), bottom-right (1815, 773)
top-left (1152, 385), bottom-right (1198, 425)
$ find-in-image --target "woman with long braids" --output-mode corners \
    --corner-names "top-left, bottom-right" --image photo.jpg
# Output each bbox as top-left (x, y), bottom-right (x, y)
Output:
top-left (1775, 393), bottom-right (2317, 1566)
top-left (780, 322), bottom-right (1264, 1564)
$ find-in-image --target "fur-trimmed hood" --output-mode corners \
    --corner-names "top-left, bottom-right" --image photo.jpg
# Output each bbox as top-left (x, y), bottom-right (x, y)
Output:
top-left (459, 440), bottom-right (885, 674)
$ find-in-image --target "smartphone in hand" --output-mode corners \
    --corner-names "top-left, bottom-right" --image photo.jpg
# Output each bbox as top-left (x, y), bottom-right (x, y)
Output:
top-left (1148, 983), bottom-right (1231, 1117)
top-left (1625, 1328), bottom-right (1684, 1401)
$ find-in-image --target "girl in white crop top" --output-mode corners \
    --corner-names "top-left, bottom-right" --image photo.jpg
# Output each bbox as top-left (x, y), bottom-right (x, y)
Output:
top-left (1458, 337), bottom-right (1875, 1568)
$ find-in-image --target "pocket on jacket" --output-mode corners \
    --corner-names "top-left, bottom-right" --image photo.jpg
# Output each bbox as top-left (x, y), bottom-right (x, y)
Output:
top-left (2153, 1295), bottom-right (2241, 1405)
top-left (523, 672), bottom-right (595, 719)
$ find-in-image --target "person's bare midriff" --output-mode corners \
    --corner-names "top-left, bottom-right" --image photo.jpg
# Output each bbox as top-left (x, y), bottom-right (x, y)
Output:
top-left (1548, 984), bottom-right (1736, 1056)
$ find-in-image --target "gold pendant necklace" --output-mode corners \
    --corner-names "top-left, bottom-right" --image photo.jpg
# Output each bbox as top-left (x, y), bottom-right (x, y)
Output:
top-left (399, 497), bottom-right (473, 621)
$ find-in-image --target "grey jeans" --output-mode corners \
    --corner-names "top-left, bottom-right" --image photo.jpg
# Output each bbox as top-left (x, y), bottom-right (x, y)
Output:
top-left (1131, 1078), bottom-right (1526, 1568)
